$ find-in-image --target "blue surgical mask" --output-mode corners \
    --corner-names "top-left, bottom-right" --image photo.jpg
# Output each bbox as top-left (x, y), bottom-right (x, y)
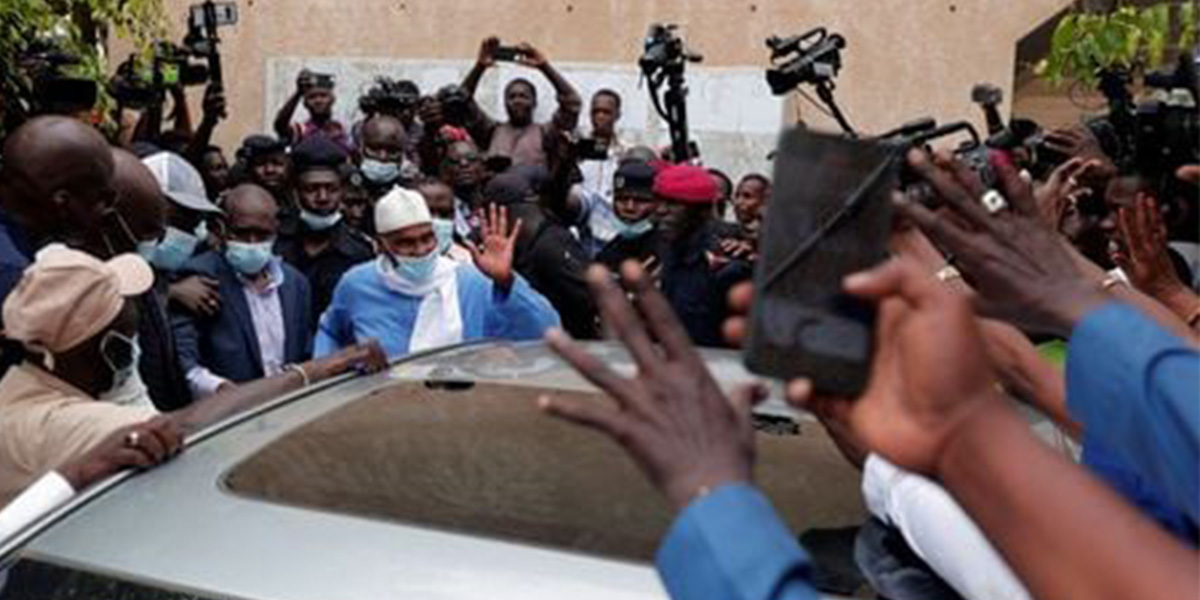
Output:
top-left (390, 249), bottom-right (438, 284)
top-left (432, 218), bottom-right (455, 255)
top-left (300, 208), bottom-right (343, 232)
top-left (361, 158), bottom-right (401, 184)
top-left (136, 240), bottom-right (159, 263)
top-left (225, 240), bottom-right (276, 276)
top-left (149, 227), bottom-right (200, 271)
top-left (618, 218), bottom-right (654, 239)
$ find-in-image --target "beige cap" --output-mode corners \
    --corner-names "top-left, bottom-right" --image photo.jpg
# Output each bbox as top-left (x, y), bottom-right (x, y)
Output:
top-left (375, 187), bottom-right (432, 235)
top-left (3, 245), bottom-right (154, 354)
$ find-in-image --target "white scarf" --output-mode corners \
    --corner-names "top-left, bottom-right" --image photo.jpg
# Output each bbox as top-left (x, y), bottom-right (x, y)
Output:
top-left (377, 256), bottom-right (464, 352)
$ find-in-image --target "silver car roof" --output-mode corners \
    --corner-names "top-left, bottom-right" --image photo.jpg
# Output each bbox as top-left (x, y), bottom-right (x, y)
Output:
top-left (9, 341), bottom-right (856, 600)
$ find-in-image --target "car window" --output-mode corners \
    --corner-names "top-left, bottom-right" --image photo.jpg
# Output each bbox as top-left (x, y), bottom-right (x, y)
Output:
top-left (225, 381), bottom-right (866, 563)
top-left (0, 559), bottom-right (218, 600)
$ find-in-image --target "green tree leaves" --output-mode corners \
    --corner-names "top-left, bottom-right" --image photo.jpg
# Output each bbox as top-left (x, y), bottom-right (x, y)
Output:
top-left (1036, 1), bottom-right (1199, 87)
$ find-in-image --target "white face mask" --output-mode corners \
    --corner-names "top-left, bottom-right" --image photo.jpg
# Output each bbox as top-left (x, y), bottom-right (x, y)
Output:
top-left (97, 333), bottom-right (152, 408)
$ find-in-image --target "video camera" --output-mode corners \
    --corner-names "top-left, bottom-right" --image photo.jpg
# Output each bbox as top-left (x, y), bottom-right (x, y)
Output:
top-left (765, 28), bottom-right (846, 96)
top-left (878, 118), bottom-right (997, 207)
top-left (111, 1), bottom-right (237, 109)
top-left (639, 23), bottom-right (703, 163)
top-left (1095, 55), bottom-right (1199, 179)
top-left (359, 77), bottom-right (421, 117)
top-left (11, 42), bottom-right (98, 118)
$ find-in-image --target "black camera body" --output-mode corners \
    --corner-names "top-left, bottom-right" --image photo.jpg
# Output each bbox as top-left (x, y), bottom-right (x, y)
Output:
top-left (111, 1), bottom-right (235, 109)
top-left (881, 119), bottom-right (997, 207)
top-left (360, 77), bottom-right (420, 116)
top-left (435, 84), bottom-right (471, 126)
top-left (640, 24), bottom-right (693, 76)
top-left (765, 28), bottom-right (845, 96)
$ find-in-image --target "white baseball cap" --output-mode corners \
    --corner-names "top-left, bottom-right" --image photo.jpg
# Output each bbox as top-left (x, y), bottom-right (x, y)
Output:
top-left (375, 187), bottom-right (432, 234)
top-left (142, 151), bottom-right (222, 214)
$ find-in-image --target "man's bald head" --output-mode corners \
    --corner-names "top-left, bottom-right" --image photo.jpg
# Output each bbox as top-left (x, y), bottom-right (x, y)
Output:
top-left (0, 116), bottom-right (116, 245)
top-left (112, 148), bottom-right (167, 251)
top-left (360, 114), bottom-right (406, 160)
top-left (222, 184), bottom-right (279, 244)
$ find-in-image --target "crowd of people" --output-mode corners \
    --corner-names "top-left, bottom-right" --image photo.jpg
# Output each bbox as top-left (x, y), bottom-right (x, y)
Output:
top-left (0, 31), bottom-right (1197, 600)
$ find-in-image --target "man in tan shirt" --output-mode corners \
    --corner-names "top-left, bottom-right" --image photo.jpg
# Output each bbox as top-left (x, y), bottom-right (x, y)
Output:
top-left (0, 246), bottom-right (159, 505)
top-left (0, 246), bottom-right (391, 507)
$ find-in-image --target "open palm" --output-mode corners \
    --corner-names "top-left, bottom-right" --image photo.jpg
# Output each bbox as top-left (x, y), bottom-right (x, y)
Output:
top-left (469, 203), bottom-right (522, 290)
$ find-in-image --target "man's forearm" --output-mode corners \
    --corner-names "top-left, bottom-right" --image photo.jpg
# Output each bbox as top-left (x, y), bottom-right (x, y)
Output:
top-left (541, 63), bottom-right (581, 131)
top-left (273, 92), bottom-right (302, 141)
top-left (171, 370), bottom-right (306, 433)
top-left (939, 400), bottom-right (1198, 600)
top-left (461, 62), bottom-right (489, 97)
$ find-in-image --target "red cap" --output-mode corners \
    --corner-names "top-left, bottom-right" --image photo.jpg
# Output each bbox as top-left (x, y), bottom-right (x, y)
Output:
top-left (653, 164), bottom-right (718, 204)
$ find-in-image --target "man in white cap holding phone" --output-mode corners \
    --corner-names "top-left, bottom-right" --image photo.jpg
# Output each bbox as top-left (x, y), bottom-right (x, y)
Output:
top-left (315, 188), bottom-right (560, 358)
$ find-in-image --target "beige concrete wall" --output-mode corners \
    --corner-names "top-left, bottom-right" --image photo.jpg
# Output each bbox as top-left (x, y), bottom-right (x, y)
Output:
top-left (120, 0), bottom-right (1072, 168)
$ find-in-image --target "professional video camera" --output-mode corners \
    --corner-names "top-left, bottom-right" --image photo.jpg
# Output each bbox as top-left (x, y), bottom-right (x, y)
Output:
top-left (639, 23), bottom-right (703, 163)
top-left (360, 77), bottom-right (421, 117)
top-left (765, 28), bottom-right (845, 96)
top-left (877, 117), bottom-right (999, 207)
top-left (1094, 54), bottom-right (1199, 179)
top-left (764, 27), bottom-right (855, 137)
top-left (111, 1), bottom-right (237, 109)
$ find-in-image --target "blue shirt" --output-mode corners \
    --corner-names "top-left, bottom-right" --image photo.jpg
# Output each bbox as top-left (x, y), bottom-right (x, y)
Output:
top-left (314, 260), bottom-right (560, 358)
top-left (1066, 303), bottom-right (1200, 525)
top-left (657, 484), bottom-right (818, 600)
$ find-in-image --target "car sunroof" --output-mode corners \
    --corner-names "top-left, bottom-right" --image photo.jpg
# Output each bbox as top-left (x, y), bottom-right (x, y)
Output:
top-left (224, 381), bottom-right (866, 562)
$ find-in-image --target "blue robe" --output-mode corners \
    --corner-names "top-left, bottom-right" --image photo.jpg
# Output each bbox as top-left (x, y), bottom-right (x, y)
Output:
top-left (314, 260), bottom-right (561, 358)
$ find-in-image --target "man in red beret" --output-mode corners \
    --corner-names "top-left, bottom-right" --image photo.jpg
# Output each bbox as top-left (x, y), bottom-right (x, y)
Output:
top-left (653, 164), bottom-right (753, 348)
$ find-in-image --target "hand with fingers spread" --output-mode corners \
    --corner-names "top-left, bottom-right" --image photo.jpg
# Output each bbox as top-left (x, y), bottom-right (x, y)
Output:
top-left (897, 148), bottom-right (1108, 337)
top-left (1034, 157), bottom-right (1103, 230)
top-left (467, 204), bottom-right (522, 291)
top-left (1113, 194), bottom-right (1199, 323)
top-left (1042, 127), bottom-right (1118, 181)
top-left (786, 258), bottom-right (1002, 476)
top-left (540, 262), bottom-right (766, 511)
top-left (58, 417), bottom-right (184, 491)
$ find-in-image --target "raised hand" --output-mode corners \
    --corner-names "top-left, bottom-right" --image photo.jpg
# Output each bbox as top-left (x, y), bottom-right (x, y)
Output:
top-left (516, 42), bottom-right (549, 69)
top-left (1113, 194), bottom-right (1197, 311)
top-left (787, 258), bottom-right (1003, 476)
top-left (540, 262), bottom-right (766, 510)
top-left (1034, 157), bottom-right (1102, 230)
top-left (897, 149), bottom-right (1107, 336)
top-left (477, 36), bottom-right (501, 69)
top-left (467, 203), bottom-right (521, 290)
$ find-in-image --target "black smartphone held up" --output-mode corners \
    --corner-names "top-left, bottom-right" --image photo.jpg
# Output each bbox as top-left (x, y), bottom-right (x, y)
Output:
top-left (575, 138), bottom-right (609, 161)
top-left (744, 128), bottom-right (898, 396)
top-left (493, 45), bottom-right (525, 62)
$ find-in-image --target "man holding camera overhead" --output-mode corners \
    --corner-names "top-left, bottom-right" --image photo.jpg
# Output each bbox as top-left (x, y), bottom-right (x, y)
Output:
top-left (459, 37), bottom-right (582, 170)
top-left (273, 69), bottom-right (353, 154)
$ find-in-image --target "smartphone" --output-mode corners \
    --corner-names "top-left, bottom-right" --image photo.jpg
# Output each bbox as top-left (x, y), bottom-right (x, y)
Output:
top-left (744, 128), bottom-right (898, 396)
top-left (575, 138), bottom-right (609, 161)
top-left (493, 45), bottom-right (525, 62)
top-left (189, 1), bottom-right (238, 29)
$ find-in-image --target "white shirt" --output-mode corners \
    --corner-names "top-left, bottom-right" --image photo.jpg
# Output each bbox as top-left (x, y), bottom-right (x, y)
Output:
top-left (0, 471), bottom-right (74, 539)
top-left (186, 259), bottom-right (287, 398)
top-left (862, 454), bottom-right (1032, 600)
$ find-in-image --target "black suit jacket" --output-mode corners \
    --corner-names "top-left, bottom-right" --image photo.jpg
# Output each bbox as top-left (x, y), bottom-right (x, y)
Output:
top-left (171, 251), bottom-right (313, 386)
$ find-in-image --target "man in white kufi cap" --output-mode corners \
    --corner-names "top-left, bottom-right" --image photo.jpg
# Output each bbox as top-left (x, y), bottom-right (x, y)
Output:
top-left (315, 187), bottom-right (559, 357)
